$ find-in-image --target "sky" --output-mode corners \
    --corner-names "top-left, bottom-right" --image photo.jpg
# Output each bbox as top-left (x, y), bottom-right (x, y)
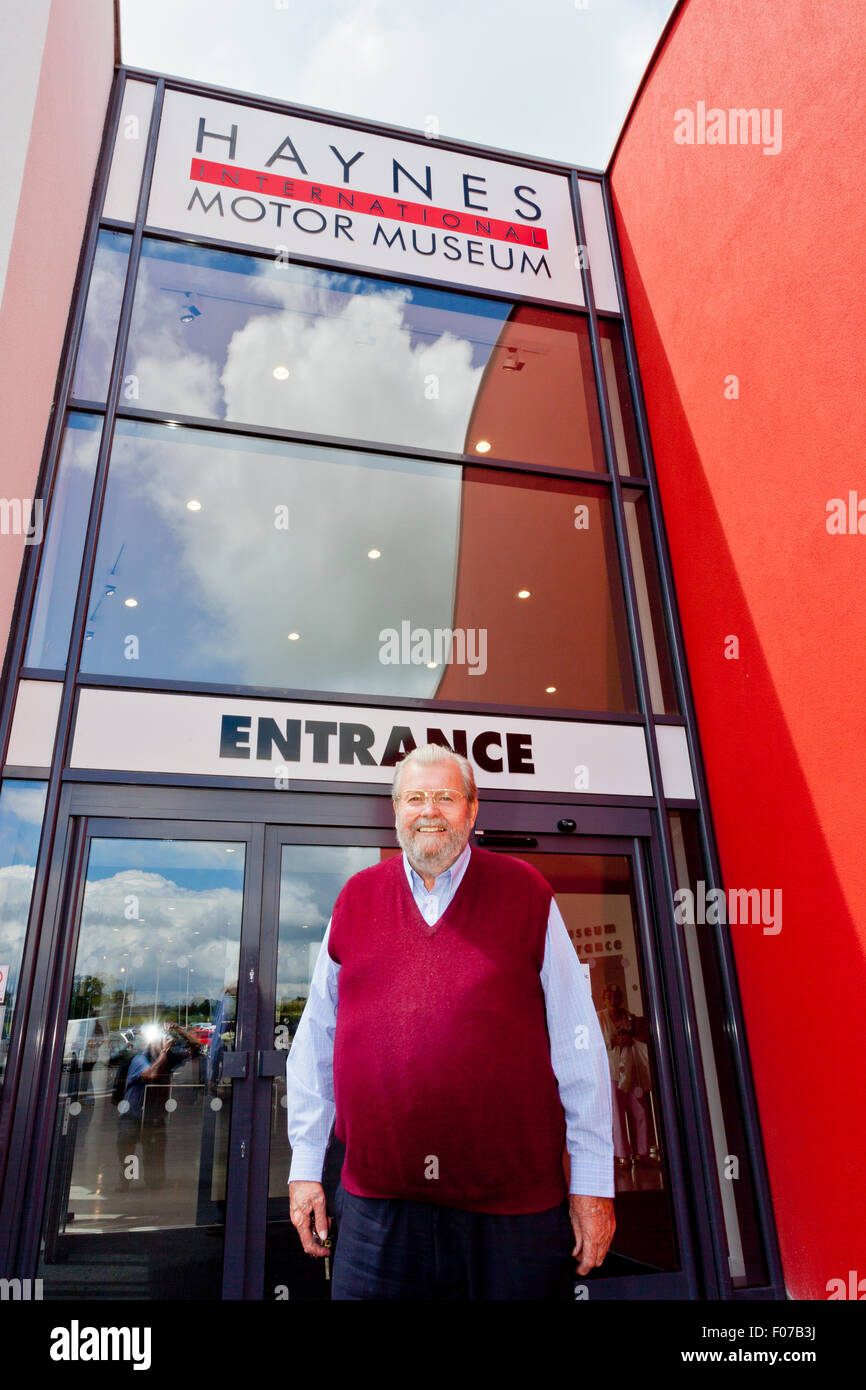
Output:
top-left (118, 0), bottom-right (678, 170)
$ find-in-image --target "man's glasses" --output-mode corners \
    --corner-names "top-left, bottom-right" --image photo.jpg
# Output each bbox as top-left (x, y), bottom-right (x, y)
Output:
top-left (397, 789), bottom-right (468, 807)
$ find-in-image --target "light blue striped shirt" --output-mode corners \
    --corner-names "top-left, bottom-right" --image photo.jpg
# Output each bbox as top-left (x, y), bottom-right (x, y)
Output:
top-left (286, 843), bottom-right (614, 1197)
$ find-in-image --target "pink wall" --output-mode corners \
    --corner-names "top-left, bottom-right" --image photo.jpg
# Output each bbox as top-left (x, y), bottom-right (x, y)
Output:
top-left (610, 0), bottom-right (866, 1297)
top-left (0, 0), bottom-right (115, 667)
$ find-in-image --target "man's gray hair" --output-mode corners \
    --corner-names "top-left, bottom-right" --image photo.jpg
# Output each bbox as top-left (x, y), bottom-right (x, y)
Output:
top-left (392, 743), bottom-right (478, 803)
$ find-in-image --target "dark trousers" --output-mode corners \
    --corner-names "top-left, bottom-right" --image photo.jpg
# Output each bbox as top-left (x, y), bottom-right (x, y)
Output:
top-left (331, 1181), bottom-right (576, 1301)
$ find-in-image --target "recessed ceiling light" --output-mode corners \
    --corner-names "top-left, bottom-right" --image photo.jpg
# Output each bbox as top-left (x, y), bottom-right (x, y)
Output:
top-left (545, 685), bottom-right (557, 694)
top-left (273, 365), bottom-right (290, 380)
top-left (426, 661), bottom-right (439, 669)
top-left (367, 548), bottom-right (381, 559)
top-left (124, 597), bottom-right (138, 607)
top-left (517, 589), bottom-right (531, 599)
top-left (287, 631), bottom-right (300, 641)
top-left (187, 499), bottom-right (201, 511)
top-left (475, 440), bottom-right (492, 453)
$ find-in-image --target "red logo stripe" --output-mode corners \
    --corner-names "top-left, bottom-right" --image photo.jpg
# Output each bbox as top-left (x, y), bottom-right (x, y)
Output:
top-left (189, 159), bottom-right (549, 249)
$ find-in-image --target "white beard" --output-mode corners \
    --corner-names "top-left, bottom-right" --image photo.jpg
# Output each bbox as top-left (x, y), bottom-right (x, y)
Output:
top-left (396, 816), bottom-right (470, 878)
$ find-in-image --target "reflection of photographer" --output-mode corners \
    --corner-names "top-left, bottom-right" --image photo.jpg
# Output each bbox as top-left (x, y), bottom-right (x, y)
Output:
top-left (598, 986), bottom-right (657, 1169)
top-left (116, 1023), bottom-right (201, 1189)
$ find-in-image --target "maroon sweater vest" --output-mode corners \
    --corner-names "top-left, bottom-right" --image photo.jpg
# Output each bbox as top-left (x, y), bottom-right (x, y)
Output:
top-left (328, 846), bottom-right (567, 1214)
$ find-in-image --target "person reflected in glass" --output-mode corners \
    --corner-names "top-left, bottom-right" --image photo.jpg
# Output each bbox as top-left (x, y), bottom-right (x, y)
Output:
top-left (208, 984), bottom-right (237, 1092)
top-left (598, 985), bottom-right (657, 1170)
top-left (115, 1022), bottom-right (201, 1190)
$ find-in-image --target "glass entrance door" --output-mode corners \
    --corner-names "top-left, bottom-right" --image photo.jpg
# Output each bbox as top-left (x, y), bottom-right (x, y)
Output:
top-left (35, 819), bottom-right (262, 1300)
top-left (474, 832), bottom-right (694, 1295)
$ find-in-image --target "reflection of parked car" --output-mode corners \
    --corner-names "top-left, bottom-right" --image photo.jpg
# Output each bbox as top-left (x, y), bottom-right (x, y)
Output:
top-left (189, 1023), bottom-right (215, 1050)
top-left (108, 1027), bottom-right (138, 1064)
top-left (63, 1017), bottom-right (110, 1070)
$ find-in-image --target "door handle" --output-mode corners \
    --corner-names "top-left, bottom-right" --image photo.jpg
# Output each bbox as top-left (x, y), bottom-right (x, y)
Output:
top-left (221, 1051), bottom-right (249, 1080)
top-left (474, 832), bottom-right (538, 848)
top-left (257, 1050), bottom-right (289, 1079)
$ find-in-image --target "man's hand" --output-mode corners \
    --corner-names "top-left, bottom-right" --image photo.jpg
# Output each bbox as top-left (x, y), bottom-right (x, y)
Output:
top-left (289, 1180), bottom-right (330, 1257)
top-left (569, 1194), bottom-right (615, 1275)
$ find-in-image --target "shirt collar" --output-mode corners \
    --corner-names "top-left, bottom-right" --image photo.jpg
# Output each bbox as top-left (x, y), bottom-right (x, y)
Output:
top-left (403, 839), bottom-right (472, 896)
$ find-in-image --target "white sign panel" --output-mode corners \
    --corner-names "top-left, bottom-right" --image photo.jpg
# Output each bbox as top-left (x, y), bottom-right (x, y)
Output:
top-left (5, 680), bottom-right (63, 769)
top-left (148, 91), bottom-right (584, 307)
top-left (71, 688), bottom-right (652, 797)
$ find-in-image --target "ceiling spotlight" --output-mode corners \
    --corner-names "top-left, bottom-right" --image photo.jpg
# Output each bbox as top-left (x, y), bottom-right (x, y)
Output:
top-left (475, 440), bottom-right (492, 453)
top-left (287, 632), bottom-right (300, 641)
top-left (426, 661), bottom-right (439, 669)
top-left (367, 548), bottom-right (381, 559)
top-left (273, 365), bottom-right (290, 380)
top-left (545, 685), bottom-right (557, 694)
top-left (179, 292), bottom-right (201, 323)
top-left (186, 499), bottom-right (202, 511)
top-left (124, 597), bottom-right (138, 607)
top-left (517, 589), bottom-right (531, 599)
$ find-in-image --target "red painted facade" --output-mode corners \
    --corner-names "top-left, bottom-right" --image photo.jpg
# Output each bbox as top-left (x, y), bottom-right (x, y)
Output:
top-left (611, 0), bottom-right (866, 1298)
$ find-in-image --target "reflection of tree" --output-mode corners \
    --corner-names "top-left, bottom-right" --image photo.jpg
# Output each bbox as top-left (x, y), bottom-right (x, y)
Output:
top-left (276, 996), bottom-right (308, 1036)
top-left (70, 974), bottom-right (104, 1018)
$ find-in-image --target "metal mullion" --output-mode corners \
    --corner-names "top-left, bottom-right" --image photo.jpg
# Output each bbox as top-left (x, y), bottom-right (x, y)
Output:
top-left (107, 403), bottom-right (612, 487)
top-left (629, 835), bottom-right (701, 1296)
top-left (242, 827), bottom-right (286, 1301)
top-left (599, 178), bottom-right (785, 1295)
top-left (69, 662), bottom-right (647, 725)
top-left (569, 171), bottom-right (732, 1298)
top-left (221, 821), bottom-right (266, 1300)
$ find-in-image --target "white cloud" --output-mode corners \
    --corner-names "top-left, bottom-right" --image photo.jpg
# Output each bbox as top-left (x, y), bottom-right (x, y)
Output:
top-left (119, 0), bottom-right (677, 168)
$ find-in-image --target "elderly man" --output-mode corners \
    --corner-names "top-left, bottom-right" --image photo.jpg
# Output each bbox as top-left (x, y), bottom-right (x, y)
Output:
top-left (286, 743), bottom-right (615, 1300)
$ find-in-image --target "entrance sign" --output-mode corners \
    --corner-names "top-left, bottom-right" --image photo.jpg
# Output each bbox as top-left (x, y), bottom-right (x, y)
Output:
top-left (147, 91), bottom-right (584, 307)
top-left (70, 688), bottom-right (654, 797)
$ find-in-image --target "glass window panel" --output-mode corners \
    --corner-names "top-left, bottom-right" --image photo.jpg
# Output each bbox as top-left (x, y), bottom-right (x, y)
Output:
top-left (24, 414), bottom-right (101, 671)
top-left (123, 240), bottom-right (607, 471)
top-left (0, 779), bottom-right (48, 1091)
top-left (38, 836), bottom-right (245, 1300)
top-left (265, 844), bottom-right (381, 1300)
top-left (71, 230), bottom-right (132, 402)
top-left (78, 421), bottom-right (638, 713)
top-left (624, 488), bottom-right (680, 715)
top-left (599, 318), bottom-right (643, 477)
top-left (668, 811), bottom-right (769, 1287)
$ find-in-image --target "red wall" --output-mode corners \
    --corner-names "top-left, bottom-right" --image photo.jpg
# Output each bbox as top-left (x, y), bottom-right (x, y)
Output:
top-left (610, 0), bottom-right (866, 1298)
top-left (0, 0), bottom-right (115, 665)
